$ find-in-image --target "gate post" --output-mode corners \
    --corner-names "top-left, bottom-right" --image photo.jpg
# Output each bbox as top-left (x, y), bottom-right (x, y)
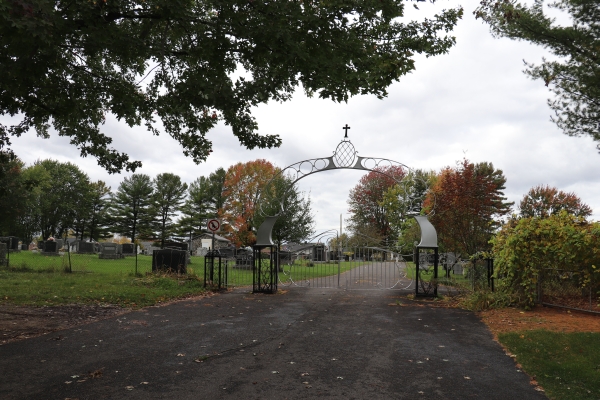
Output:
top-left (414, 216), bottom-right (439, 298)
top-left (204, 250), bottom-right (225, 289)
top-left (253, 245), bottom-right (278, 294)
top-left (414, 246), bottom-right (419, 296)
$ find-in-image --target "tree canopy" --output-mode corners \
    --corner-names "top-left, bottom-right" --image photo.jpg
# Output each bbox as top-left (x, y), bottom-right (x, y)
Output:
top-left (221, 159), bottom-right (277, 247)
top-left (0, 0), bottom-right (462, 173)
top-left (109, 174), bottom-right (155, 242)
top-left (254, 174), bottom-right (315, 247)
top-left (347, 165), bottom-right (407, 241)
top-left (475, 0), bottom-right (600, 151)
top-left (425, 159), bottom-right (512, 256)
top-left (519, 184), bottom-right (592, 218)
top-left (153, 173), bottom-right (188, 248)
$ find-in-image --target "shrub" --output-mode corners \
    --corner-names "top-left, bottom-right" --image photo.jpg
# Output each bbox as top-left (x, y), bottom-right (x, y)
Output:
top-left (491, 212), bottom-right (600, 308)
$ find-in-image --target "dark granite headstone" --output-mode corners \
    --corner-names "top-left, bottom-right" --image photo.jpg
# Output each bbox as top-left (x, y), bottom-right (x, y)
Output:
top-left (78, 242), bottom-right (96, 254)
top-left (218, 248), bottom-right (235, 258)
top-left (164, 242), bottom-right (189, 251)
top-left (43, 241), bottom-right (58, 254)
top-left (152, 249), bottom-right (187, 274)
top-left (122, 243), bottom-right (135, 256)
top-left (37, 241), bottom-right (45, 251)
top-left (21, 244), bottom-right (28, 251)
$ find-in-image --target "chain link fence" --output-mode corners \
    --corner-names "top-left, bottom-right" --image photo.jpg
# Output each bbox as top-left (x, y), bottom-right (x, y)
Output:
top-left (539, 269), bottom-right (600, 314)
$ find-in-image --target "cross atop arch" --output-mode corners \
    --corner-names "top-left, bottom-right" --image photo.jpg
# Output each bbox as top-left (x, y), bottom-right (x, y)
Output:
top-left (342, 124), bottom-right (350, 138)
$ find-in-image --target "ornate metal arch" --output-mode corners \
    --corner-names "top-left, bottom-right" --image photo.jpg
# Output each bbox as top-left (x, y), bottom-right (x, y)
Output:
top-left (255, 133), bottom-right (431, 246)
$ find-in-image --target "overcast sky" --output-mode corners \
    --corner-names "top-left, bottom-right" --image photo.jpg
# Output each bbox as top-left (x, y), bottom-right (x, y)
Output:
top-left (7, 0), bottom-right (599, 235)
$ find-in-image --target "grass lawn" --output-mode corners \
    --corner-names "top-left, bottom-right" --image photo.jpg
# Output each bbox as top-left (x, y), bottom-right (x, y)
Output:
top-left (498, 330), bottom-right (600, 400)
top-left (222, 260), bottom-right (367, 286)
top-left (0, 251), bottom-right (208, 308)
top-left (403, 262), bottom-right (473, 288)
top-left (6, 251), bottom-right (155, 274)
top-left (1, 253), bottom-right (366, 305)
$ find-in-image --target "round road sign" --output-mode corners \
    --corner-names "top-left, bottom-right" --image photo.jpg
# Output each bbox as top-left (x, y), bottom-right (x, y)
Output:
top-left (207, 219), bottom-right (221, 232)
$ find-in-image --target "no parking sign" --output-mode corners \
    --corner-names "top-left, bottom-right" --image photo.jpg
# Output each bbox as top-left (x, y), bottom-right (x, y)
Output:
top-left (207, 219), bottom-right (221, 233)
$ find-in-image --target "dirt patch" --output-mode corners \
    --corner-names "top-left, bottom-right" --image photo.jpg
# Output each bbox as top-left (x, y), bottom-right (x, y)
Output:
top-left (0, 304), bottom-right (130, 345)
top-left (478, 305), bottom-right (600, 338)
top-left (0, 292), bottom-right (217, 345)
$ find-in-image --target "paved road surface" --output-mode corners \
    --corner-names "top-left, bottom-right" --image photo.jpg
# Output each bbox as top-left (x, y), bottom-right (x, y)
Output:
top-left (0, 288), bottom-right (547, 399)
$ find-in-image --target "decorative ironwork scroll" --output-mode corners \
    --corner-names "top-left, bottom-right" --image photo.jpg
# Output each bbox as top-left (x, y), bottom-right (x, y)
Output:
top-left (254, 133), bottom-right (430, 246)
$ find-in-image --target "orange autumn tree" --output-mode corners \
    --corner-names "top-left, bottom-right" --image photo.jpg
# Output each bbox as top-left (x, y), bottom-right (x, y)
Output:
top-left (424, 159), bottom-right (512, 256)
top-left (219, 160), bottom-right (278, 247)
top-left (519, 184), bottom-right (592, 219)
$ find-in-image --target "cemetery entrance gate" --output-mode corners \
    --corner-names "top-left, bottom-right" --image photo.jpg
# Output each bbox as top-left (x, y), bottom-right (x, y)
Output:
top-left (252, 129), bottom-right (438, 295)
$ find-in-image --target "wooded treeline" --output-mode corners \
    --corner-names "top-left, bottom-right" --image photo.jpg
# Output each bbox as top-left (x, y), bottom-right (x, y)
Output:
top-left (344, 158), bottom-right (593, 259)
top-left (0, 153), bottom-right (314, 248)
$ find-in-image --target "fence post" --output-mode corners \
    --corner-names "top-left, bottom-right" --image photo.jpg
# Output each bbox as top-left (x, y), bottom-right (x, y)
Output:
top-left (536, 270), bottom-right (542, 304)
top-left (67, 236), bottom-right (72, 273)
top-left (135, 243), bottom-right (138, 276)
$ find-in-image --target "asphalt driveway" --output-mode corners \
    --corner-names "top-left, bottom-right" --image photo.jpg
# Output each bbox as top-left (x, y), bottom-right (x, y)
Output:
top-left (0, 288), bottom-right (547, 399)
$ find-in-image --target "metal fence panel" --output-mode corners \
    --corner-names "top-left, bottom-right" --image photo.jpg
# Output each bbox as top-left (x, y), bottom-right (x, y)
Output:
top-left (540, 269), bottom-right (600, 314)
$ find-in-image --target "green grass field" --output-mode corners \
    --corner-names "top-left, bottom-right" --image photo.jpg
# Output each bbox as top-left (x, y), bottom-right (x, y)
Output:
top-left (0, 253), bottom-right (369, 305)
top-left (0, 251), bottom-right (207, 308)
top-left (224, 260), bottom-right (368, 286)
top-left (499, 330), bottom-right (600, 400)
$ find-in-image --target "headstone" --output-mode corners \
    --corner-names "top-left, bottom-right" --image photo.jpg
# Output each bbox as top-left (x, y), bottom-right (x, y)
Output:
top-left (0, 243), bottom-right (7, 267)
top-left (164, 242), bottom-right (189, 251)
top-left (69, 240), bottom-right (79, 252)
top-left (21, 244), bottom-right (28, 251)
top-left (234, 253), bottom-right (253, 270)
top-left (313, 245), bottom-right (325, 262)
top-left (452, 262), bottom-right (464, 275)
top-left (152, 249), bottom-right (188, 274)
top-left (99, 243), bottom-right (123, 259)
top-left (42, 240), bottom-right (59, 256)
top-left (0, 237), bottom-right (20, 252)
top-left (122, 243), bottom-right (135, 256)
top-left (218, 248), bottom-right (235, 259)
top-left (37, 240), bottom-right (45, 251)
top-left (55, 239), bottom-right (64, 251)
top-left (78, 242), bottom-right (97, 254)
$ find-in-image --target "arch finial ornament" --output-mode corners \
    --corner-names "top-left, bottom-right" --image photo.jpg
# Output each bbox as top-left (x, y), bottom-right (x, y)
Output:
top-left (333, 137), bottom-right (357, 168)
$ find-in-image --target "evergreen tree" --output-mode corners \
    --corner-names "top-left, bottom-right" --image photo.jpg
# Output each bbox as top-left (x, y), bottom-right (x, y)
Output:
top-left (476, 0), bottom-right (600, 151)
top-left (110, 174), bottom-right (155, 242)
top-left (85, 181), bottom-right (112, 241)
top-left (153, 173), bottom-right (188, 248)
top-left (178, 167), bottom-right (226, 238)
